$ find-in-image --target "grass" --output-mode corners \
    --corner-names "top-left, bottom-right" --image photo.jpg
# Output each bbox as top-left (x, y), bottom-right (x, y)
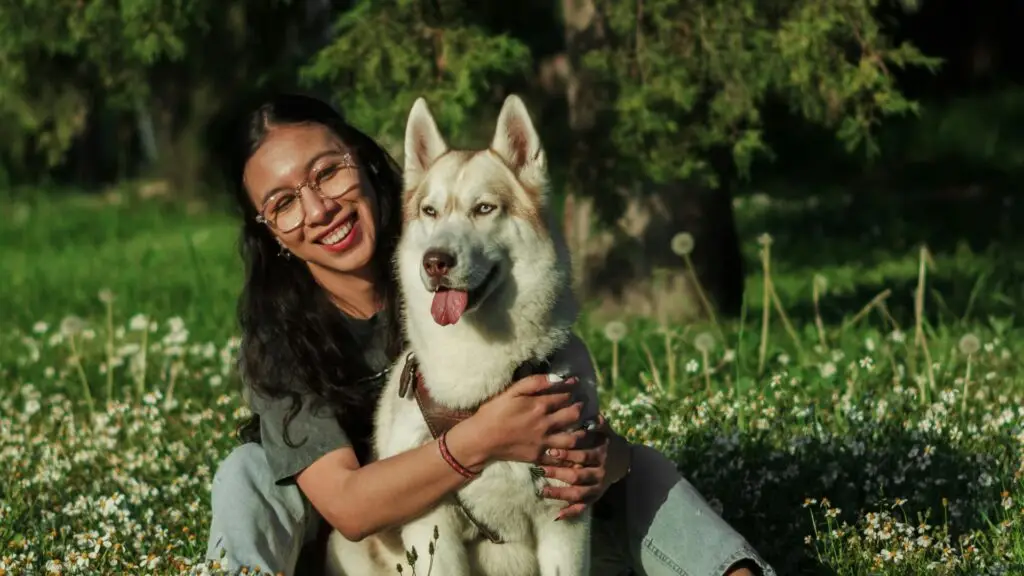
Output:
top-left (1, 182), bottom-right (1023, 575)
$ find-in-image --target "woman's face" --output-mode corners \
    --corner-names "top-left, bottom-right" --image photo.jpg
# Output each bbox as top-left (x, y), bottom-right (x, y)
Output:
top-left (243, 123), bottom-right (377, 275)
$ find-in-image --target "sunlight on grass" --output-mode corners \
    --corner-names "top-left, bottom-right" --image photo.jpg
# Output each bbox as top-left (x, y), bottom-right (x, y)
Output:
top-left (1, 191), bottom-right (1023, 574)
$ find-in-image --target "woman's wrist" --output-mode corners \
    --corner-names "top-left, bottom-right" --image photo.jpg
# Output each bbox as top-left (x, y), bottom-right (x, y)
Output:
top-left (442, 418), bottom-right (492, 474)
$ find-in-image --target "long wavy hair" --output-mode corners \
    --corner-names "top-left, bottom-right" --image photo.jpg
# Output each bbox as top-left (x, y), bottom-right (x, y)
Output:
top-left (209, 92), bottom-right (405, 460)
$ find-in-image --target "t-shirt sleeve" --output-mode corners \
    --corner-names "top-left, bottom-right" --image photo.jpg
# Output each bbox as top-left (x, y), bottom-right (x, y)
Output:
top-left (248, 388), bottom-right (353, 485)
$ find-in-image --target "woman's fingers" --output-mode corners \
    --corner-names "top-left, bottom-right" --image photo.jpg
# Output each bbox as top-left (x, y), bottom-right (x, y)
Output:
top-left (537, 392), bottom-right (575, 414)
top-left (540, 464), bottom-right (603, 486)
top-left (554, 502), bottom-right (589, 520)
top-left (541, 429), bottom-right (587, 451)
top-left (546, 401), bottom-right (583, 430)
top-left (545, 445), bottom-right (605, 467)
top-left (507, 373), bottom-right (558, 396)
top-left (543, 483), bottom-right (602, 508)
top-left (508, 373), bottom-right (578, 397)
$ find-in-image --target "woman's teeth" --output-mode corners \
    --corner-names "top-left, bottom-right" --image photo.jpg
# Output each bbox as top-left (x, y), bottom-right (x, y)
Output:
top-left (321, 220), bottom-right (354, 245)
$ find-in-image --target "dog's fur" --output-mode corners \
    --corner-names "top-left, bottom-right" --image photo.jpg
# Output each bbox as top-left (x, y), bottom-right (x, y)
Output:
top-left (323, 95), bottom-right (598, 576)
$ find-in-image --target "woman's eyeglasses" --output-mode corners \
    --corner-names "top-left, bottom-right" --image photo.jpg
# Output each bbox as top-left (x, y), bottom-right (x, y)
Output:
top-left (256, 151), bottom-right (361, 232)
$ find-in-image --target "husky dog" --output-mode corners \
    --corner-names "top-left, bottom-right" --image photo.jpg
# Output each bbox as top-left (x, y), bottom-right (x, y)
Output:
top-left (324, 94), bottom-right (598, 576)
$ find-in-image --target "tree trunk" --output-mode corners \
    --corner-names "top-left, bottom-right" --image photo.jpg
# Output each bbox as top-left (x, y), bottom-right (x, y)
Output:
top-left (560, 0), bottom-right (609, 298)
top-left (560, 0), bottom-right (745, 324)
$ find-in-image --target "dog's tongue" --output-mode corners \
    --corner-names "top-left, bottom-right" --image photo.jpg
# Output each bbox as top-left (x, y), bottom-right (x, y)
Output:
top-left (431, 289), bottom-right (469, 326)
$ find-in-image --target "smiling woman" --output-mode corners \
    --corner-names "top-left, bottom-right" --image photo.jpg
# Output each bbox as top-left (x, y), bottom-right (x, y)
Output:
top-left (242, 123), bottom-right (380, 317)
top-left (203, 92), bottom-right (774, 576)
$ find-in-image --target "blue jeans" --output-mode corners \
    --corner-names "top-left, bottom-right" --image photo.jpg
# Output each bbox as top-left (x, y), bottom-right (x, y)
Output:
top-left (205, 443), bottom-right (775, 576)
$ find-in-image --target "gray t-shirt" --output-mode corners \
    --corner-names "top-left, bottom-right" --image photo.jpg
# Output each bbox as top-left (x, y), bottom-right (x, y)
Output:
top-left (243, 312), bottom-right (393, 485)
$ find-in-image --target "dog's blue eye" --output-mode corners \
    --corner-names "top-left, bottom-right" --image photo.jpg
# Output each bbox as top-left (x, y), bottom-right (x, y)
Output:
top-left (422, 205), bottom-right (437, 217)
top-left (474, 203), bottom-right (496, 215)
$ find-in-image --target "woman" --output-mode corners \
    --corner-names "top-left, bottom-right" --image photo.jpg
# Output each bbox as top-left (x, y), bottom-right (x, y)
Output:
top-left (204, 92), bottom-right (774, 576)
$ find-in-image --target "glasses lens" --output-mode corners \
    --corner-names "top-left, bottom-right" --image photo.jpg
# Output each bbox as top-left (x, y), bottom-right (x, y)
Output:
top-left (270, 195), bottom-right (304, 232)
top-left (322, 175), bottom-right (358, 200)
top-left (317, 154), bottom-right (360, 200)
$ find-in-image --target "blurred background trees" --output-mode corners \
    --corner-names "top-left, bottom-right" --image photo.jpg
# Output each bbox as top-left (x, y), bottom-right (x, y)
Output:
top-left (2, 0), bottom-right (1021, 321)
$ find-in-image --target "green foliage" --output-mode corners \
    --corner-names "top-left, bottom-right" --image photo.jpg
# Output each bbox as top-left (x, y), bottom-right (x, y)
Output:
top-left (0, 0), bottom-right (208, 167)
top-left (0, 0), bottom-right (946, 202)
top-left (301, 0), bottom-right (532, 153)
top-left (583, 0), bottom-right (942, 188)
top-left (879, 87), bottom-right (1024, 174)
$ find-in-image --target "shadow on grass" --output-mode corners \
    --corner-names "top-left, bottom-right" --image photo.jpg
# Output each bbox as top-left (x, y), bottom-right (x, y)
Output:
top-left (737, 178), bottom-right (1024, 329)
top-left (669, 417), bottom-right (1010, 574)
top-left (728, 84), bottom-right (1024, 332)
top-left (771, 266), bottom-right (1022, 334)
top-left (740, 184), bottom-right (1023, 268)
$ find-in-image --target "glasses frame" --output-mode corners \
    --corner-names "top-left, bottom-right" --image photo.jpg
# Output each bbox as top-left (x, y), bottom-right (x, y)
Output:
top-left (255, 151), bottom-right (360, 233)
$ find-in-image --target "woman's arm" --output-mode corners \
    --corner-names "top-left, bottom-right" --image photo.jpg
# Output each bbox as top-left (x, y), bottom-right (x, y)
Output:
top-left (297, 374), bottom-right (585, 541)
top-left (296, 423), bottom-right (481, 542)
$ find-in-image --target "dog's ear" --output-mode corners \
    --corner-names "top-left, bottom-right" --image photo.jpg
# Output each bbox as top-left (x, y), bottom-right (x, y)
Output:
top-left (404, 97), bottom-right (448, 192)
top-left (490, 94), bottom-right (547, 192)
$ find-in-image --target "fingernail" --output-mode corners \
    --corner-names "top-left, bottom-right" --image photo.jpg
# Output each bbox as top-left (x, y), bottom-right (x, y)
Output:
top-left (530, 466), bottom-right (546, 478)
top-left (545, 448), bottom-right (559, 457)
top-left (546, 373), bottom-right (564, 384)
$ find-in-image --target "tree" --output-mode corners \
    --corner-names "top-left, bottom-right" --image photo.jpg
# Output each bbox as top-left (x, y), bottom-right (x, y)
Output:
top-left (0, 0), bottom-right (313, 189)
top-left (559, 0), bottom-right (940, 321)
top-left (305, 0), bottom-right (939, 322)
top-left (301, 0), bottom-right (534, 158)
top-left (1, 0), bottom-right (939, 322)
top-left (0, 0), bottom-right (206, 183)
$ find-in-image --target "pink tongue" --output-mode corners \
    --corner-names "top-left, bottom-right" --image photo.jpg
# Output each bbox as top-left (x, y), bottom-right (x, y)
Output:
top-left (430, 289), bottom-right (469, 326)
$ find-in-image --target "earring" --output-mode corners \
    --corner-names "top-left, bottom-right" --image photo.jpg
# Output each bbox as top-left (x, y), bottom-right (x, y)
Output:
top-left (276, 238), bottom-right (291, 259)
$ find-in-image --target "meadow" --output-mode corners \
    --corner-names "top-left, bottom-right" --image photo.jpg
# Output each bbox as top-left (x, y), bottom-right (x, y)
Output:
top-left (1, 183), bottom-right (1023, 575)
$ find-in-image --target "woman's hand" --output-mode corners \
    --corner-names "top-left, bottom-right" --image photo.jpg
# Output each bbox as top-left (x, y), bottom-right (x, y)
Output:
top-left (536, 414), bottom-right (632, 519)
top-left (465, 373), bottom-right (587, 469)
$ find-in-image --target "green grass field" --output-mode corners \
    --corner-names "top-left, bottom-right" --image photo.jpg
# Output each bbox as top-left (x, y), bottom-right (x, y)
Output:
top-left (1, 183), bottom-right (1023, 575)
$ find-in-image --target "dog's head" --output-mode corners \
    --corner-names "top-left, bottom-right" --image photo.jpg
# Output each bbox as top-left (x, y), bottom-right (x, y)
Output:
top-left (397, 94), bottom-right (569, 327)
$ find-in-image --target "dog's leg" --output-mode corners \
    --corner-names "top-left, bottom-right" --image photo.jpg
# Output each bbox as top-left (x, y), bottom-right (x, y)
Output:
top-left (401, 503), bottom-right (471, 576)
top-left (534, 510), bottom-right (592, 576)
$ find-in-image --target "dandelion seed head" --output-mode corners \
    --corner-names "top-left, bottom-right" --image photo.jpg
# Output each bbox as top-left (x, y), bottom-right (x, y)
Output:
top-left (603, 321), bottom-right (628, 343)
top-left (958, 334), bottom-right (980, 355)
top-left (670, 232), bottom-right (695, 256)
top-left (694, 332), bottom-right (715, 354)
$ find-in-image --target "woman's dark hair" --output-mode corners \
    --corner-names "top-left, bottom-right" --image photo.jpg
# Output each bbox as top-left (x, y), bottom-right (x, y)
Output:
top-left (209, 92), bottom-right (404, 458)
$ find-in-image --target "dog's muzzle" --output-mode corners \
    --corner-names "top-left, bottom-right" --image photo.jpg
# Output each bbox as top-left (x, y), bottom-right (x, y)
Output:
top-left (422, 248), bottom-right (457, 286)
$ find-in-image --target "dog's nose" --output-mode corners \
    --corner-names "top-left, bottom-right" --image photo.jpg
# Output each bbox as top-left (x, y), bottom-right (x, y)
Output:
top-left (423, 249), bottom-right (457, 278)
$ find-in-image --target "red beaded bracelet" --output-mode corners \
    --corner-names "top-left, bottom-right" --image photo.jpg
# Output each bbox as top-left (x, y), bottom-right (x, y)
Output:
top-left (439, 431), bottom-right (479, 479)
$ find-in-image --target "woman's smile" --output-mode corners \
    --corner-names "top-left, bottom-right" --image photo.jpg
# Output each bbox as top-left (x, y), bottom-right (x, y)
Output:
top-left (317, 212), bottom-right (362, 253)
